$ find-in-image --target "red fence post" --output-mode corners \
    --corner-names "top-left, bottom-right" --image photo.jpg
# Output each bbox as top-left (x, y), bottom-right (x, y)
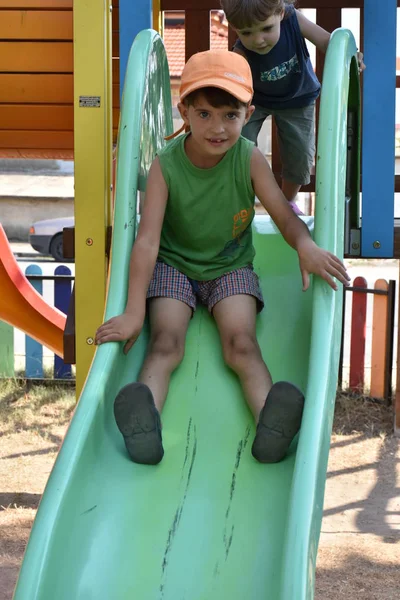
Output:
top-left (349, 276), bottom-right (367, 392)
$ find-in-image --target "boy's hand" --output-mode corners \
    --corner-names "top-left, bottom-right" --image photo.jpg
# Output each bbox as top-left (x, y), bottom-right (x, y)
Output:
top-left (297, 239), bottom-right (350, 291)
top-left (356, 51), bottom-right (366, 73)
top-left (95, 312), bottom-right (144, 354)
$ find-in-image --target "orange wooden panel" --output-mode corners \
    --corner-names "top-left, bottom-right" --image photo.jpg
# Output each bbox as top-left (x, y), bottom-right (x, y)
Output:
top-left (0, 74), bottom-right (73, 103)
top-left (0, 42), bottom-right (73, 73)
top-left (0, 11), bottom-right (72, 40)
top-left (0, 105), bottom-right (73, 131)
top-left (0, 1), bottom-right (72, 7)
top-left (0, 148), bottom-right (74, 159)
top-left (370, 279), bottom-right (389, 399)
top-left (0, 130), bottom-right (73, 149)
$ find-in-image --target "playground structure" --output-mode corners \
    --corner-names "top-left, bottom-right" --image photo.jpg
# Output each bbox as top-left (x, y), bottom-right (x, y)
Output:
top-left (13, 24), bottom-right (358, 599)
top-left (0, 0), bottom-right (398, 598)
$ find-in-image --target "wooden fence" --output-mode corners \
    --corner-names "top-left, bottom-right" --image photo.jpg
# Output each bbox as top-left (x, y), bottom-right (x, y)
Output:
top-left (339, 277), bottom-right (396, 402)
top-left (0, 266), bottom-right (397, 405)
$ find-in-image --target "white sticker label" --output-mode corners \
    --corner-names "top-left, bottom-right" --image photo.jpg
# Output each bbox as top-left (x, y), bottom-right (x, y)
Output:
top-left (79, 96), bottom-right (101, 108)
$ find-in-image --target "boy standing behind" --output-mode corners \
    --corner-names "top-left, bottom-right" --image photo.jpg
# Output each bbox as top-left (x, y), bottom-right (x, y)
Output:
top-left (221, 0), bottom-right (365, 213)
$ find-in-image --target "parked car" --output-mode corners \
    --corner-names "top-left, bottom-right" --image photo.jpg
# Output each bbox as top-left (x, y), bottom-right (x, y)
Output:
top-left (29, 216), bottom-right (74, 261)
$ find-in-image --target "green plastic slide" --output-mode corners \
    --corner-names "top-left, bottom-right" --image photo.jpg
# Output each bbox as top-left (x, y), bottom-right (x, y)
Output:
top-left (13, 29), bottom-right (359, 600)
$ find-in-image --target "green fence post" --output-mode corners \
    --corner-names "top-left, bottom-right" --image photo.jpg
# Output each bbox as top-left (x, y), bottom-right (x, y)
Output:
top-left (0, 321), bottom-right (15, 377)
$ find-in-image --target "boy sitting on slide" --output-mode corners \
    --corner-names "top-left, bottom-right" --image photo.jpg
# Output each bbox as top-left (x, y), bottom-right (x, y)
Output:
top-left (95, 49), bottom-right (349, 466)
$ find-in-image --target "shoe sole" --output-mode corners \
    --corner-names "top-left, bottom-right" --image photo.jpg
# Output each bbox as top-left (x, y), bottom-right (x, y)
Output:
top-left (252, 381), bottom-right (305, 463)
top-left (114, 383), bottom-right (164, 465)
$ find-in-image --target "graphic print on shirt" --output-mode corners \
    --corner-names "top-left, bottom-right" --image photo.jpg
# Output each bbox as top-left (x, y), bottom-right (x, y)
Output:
top-left (218, 208), bottom-right (253, 258)
top-left (260, 54), bottom-right (300, 82)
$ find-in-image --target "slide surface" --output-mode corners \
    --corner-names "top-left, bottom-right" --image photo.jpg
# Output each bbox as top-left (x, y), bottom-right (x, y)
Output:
top-left (14, 30), bottom-right (359, 600)
top-left (0, 224), bottom-right (66, 357)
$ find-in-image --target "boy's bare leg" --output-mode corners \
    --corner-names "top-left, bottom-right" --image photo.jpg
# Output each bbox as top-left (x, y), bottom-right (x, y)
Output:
top-left (138, 297), bottom-right (192, 412)
top-left (213, 294), bottom-right (305, 463)
top-left (113, 297), bottom-right (191, 465)
top-left (213, 294), bottom-right (272, 422)
top-left (281, 179), bottom-right (301, 203)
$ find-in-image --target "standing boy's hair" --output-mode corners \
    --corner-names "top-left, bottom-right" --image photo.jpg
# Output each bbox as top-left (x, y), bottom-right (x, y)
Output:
top-left (220, 0), bottom-right (296, 29)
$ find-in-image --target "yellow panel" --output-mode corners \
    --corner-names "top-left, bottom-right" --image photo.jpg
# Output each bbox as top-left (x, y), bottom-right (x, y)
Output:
top-left (152, 0), bottom-right (162, 34)
top-left (73, 0), bottom-right (112, 394)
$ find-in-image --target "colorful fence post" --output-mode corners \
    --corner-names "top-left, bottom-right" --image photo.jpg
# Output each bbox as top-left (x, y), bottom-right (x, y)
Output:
top-left (54, 265), bottom-right (72, 379)
top-left (0, 321), bottom-right (14, 377)
top-left (25, 265), bottom-right (44, 378)
top-left (341, 277), bottom-right (396, 405)
top-left (370, 279), bottom-right (389, 399)
top-left (384, 280), bottom-right (396, 403)
top-left (349, 276), bottom-right (367, 392)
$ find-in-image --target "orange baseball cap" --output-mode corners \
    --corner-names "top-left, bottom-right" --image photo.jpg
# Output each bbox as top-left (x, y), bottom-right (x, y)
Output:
top-left (165, 50), bottom-right (253, 140)
top-left (180, 50), bottom-right (253, 103)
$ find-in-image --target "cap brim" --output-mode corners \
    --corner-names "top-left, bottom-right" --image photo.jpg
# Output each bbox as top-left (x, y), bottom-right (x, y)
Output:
top-left (181, 77), bottom-right (253, 104)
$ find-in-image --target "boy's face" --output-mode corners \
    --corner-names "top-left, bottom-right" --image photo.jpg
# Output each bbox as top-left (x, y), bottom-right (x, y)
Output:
top-left (178, 93), bottom-right (254, 158)
top-left (235, 12), bottom-right (284, 55)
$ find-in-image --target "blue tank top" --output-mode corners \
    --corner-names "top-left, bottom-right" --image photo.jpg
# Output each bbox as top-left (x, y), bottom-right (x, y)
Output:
top-left (234, 6), bottom-right (320, 109)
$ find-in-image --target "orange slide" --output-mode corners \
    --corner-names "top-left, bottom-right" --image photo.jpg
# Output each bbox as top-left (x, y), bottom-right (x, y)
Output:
top-left (0, 225), bottom-right (66, 358)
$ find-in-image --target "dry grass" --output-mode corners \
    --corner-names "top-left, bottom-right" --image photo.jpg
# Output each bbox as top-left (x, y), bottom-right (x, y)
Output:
top-left (333, 390), bottom-right (394, 437)
top-left (0, 379), bottom-right (76, 599)
top-left (0, 379), bottom-right (75, 443)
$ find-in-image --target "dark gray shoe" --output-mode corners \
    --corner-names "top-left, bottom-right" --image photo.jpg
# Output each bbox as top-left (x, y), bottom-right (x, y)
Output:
top-left (114, 383), bottom-right (164, 465)
top-left (252, 381), bottom-right (305, 463)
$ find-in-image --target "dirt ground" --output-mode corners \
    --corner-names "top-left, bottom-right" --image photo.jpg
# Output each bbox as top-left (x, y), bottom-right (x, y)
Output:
top-left (0, 382), bottom-right (399, 600)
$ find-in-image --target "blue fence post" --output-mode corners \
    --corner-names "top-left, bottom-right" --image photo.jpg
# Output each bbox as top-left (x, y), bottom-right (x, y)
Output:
top-left (119, 0), bottom-right (152, 98)
top-left (25, 265), bottom-right (44, 378)
top-left (361, 0), bottom-right (397, 257)
top-left (54, 265), bottom-right (72, 379)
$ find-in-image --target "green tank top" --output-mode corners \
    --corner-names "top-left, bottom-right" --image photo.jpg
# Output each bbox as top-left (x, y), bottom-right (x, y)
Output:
top-left (157, 133), bottom-right (255, 281)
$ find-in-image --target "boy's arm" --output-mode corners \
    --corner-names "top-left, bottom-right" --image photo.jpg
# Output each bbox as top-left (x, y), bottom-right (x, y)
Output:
top-left (296, 9), bottom-right (330, 53)
top-left (296, 9), bottom-right (366, 71)
top-left (95, 156), bottom-right (168, 352)
top-left (250, 148), bottom-right (350, 291)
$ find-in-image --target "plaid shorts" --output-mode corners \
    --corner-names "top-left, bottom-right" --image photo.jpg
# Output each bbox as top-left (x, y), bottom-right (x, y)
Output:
top-left (147, 261), bottom-right (264, 312)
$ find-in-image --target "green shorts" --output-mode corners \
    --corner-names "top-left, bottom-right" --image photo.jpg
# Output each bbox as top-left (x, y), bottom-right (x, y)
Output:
top-left (242, 103), bottom-right (315, 186)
